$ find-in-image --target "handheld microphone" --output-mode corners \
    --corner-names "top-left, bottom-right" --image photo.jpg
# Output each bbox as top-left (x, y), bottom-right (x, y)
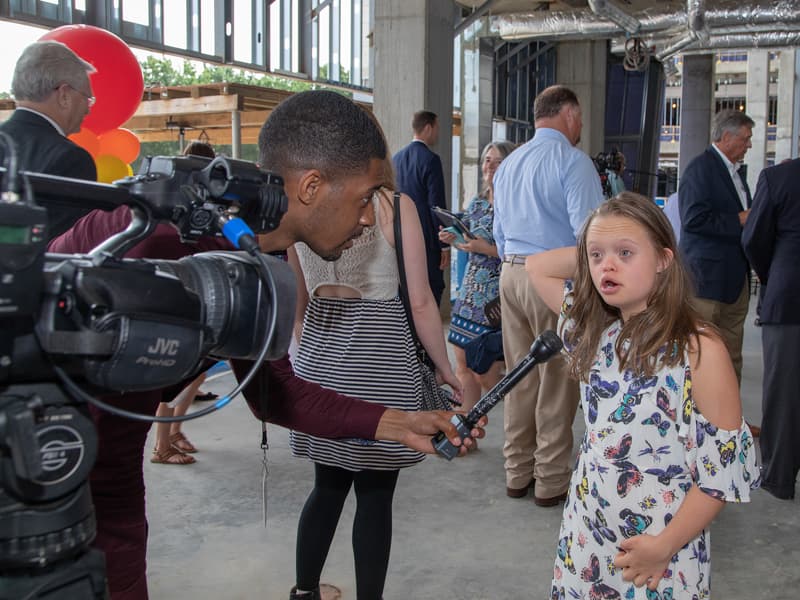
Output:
top-left (432, 330), bottom-right (564, 460)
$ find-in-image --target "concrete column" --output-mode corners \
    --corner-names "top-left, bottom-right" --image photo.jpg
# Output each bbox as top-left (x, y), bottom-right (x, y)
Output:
top-left (557, 40), bottom-right (607, 155)
top-left (458, 29), bottom-right (494, 212)
top-left (373, 0), bottom-right (455, 191)
top-left (746, 49), bottom-right (770, 191)
top-left (231, 110), bottom-right (241, 159)
top-left (678, 54), bottom-right (714, 178)
top-left (776, 49), bottom-right (800, 161)
top-left (373, 0), bottom-right (456, 315)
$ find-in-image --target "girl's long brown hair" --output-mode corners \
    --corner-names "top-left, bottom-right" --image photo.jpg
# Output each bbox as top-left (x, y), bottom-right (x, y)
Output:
top-left (564, 192), bottom-right (706, 380)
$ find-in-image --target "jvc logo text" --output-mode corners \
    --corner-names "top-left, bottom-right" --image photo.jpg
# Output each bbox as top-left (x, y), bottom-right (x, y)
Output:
top-left (147, 338), bottom-right (180, 356)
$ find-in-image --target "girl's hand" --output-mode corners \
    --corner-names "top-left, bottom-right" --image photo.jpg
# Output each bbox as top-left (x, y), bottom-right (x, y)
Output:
top-left (613, 534), bottom-right (674, 591)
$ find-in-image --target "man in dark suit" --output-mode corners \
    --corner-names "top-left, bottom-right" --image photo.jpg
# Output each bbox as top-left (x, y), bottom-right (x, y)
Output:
top-left (0, 40), bottom-right (97, 240)
top-left (393, 110), bottom-right (449, 305)
top-left (679, 109), bottom-right (755, 390)
top-left (742, 158), bottom-right (800, 500)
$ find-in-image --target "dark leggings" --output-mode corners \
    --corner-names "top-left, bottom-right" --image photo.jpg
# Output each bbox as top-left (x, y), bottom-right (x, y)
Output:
top-left (295, 463), bottom-right (400, 600)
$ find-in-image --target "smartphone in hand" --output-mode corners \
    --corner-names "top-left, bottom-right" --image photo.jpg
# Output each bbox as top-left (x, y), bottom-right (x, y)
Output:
top-left (432, 207), bottom-right (476, 241)
top-left (442, 226), bottom-right (468, 245)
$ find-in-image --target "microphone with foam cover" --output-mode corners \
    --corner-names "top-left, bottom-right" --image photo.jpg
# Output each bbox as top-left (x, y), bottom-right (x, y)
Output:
top-left (432, 330), bottom-right (564, 460)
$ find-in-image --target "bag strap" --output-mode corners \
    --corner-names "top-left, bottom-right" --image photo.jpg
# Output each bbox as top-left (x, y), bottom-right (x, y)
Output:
top-left (392, 192), bottom-right (429, 363)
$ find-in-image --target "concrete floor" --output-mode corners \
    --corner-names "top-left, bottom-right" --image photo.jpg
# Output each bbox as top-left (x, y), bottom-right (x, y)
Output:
top-left (143, 301), bottom-right (799, 600)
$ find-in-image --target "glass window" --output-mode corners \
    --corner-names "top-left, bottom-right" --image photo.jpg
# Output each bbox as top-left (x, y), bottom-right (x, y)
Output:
top-left (201, 0), bottom-right (215, 56)
top-left (663, 98), bottom-right (681, 126)
top-left (164, 1), bottom-right (188, 49)
top-left (123, 0), bottom-right (149, 26)
top-left (233, 0), bottom-right (253, 63)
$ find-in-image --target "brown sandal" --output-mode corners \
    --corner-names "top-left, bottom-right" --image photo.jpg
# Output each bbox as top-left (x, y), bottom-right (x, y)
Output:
top-left (169, 431), bottom-right (197, 453)
top-left (151, 446), bottom-right (196, 465)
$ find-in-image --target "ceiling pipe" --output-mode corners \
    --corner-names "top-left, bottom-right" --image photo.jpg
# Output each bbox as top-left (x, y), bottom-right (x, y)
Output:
top-left (454, 0), bottom-right (502, 38)
top-left (655, 33), bottom-right (698, 62)
top-left (587, 0), bottom-right (642, 35)
top-left (491, 10), bottom-right (679, 41)
top-left (491, 2), bottom-right (800, 41)
top-left (687, 0), bottom-right (710, 45)
top-left (685, 30), bottom-right (800, 51)
top-left (656, 0), bottom-right (709, 62)
top-left (611, 23), bottom-right (800, 55)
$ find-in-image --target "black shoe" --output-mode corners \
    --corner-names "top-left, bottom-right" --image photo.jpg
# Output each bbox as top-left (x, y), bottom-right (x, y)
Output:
top-left (194, 391), bottom-right (219, 402)
top-left (289, 587), bottom-right (320, 600)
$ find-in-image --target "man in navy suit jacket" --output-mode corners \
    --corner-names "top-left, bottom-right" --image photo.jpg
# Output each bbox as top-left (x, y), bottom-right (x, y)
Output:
top-left (393, 110), bottom-right (449, 305)
top-left (742, 158), bottom-right (800, 499)
top-left (678, 109), bottom-right (755, 386)
top-left (0, 41), bottom-right (97, 240)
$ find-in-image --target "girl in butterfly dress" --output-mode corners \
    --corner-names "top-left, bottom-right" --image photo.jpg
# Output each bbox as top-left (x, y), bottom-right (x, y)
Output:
top-left (526, 192), bottom-right (760, 600)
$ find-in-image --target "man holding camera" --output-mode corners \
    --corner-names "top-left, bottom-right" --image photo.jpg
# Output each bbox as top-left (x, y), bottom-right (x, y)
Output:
top-left (49, 90), bottom-right (482, 600)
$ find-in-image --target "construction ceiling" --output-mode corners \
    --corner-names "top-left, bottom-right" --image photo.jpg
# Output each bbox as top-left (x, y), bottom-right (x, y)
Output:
top-left (456, 0), bottom-right (800, 62)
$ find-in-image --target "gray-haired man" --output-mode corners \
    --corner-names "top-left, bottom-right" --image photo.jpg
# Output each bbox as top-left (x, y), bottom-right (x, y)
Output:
top-left (0, 40), bottom-right (97, 239)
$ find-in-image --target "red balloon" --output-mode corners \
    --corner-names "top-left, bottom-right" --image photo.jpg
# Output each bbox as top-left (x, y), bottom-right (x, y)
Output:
top-left (40, 25), bottom-right (144, 135)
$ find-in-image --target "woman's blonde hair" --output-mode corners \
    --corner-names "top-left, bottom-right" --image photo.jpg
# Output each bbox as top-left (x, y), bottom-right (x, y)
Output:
top-left (564, 192), bottom-right (706, 379)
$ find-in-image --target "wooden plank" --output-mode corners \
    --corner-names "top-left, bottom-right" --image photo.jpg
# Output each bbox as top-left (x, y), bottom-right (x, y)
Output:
top-left (133, 94), bottom-right (241, 117)
top-left (123, 110), bottom-right (272, 132)
top-left (137, 126), bottom-right (262, 145)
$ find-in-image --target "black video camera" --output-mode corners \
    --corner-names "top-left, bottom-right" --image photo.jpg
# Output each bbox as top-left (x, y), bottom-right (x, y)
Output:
top-left (592, 149), bottom-right (624, 199)
top-left (592, 149), bottom-right (623, 176)
top-left (0, 148), bottom-right (296, 598)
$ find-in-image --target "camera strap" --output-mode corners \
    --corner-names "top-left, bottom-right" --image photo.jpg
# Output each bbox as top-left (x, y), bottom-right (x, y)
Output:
top-left (261, 421), bottom-right (269, 527)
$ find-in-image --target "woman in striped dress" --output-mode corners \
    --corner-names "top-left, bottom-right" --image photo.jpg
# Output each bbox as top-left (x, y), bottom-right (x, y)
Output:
top-left (287, 180), bottom-right (461, 600)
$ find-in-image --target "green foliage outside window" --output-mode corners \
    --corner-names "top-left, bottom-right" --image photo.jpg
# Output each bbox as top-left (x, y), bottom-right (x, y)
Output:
top-left (140, 57), bottom-right (351, 96)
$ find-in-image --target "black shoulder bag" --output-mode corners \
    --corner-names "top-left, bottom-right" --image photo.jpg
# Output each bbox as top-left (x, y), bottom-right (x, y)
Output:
top-left (392, 192), bottom-right (458, 411)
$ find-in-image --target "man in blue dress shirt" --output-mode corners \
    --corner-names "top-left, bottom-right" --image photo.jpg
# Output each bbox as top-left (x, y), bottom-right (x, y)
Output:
top-left (493, 85), bottom-right (604, 506)
top-left (393, 110), bottom-right (449, 305)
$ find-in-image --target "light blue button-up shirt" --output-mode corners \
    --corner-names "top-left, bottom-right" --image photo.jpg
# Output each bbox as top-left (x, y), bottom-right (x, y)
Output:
top-left (492, 128), bottom-right (604, 260)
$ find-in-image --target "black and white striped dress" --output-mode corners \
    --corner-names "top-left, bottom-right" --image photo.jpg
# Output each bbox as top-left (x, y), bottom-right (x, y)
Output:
top-left (289, 202), bottom-right (425, 471)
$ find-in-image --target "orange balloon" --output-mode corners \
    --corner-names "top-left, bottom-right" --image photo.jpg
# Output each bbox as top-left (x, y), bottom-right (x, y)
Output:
top-left (68, 128), bottom-right (100, 158)
top-left (97, 128), bottom-right (141, 164)
top-left (95, 154), bottom-right (130, 184)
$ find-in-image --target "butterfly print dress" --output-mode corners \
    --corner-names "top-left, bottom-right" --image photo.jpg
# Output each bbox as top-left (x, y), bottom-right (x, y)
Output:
top-left (551, 289), bottom-right (760, 600)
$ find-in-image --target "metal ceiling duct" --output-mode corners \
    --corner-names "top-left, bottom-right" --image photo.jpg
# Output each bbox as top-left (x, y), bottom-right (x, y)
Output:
top-left (655, 0), bottom-right (708, 62)
top-left (490, 10), bottom-right (680, 40)
top-left (587, 0), bottom-right (642, 35)
top-left (688, 30), bottom-right (800, 51)
top-left (491, 1), bottom-right (800, 42)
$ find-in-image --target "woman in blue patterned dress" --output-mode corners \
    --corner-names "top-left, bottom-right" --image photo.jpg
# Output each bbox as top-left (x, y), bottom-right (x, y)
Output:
top-left (440, 140), bottom-right (516, 410)
top-left (527, 193), bottom-right (759, 599)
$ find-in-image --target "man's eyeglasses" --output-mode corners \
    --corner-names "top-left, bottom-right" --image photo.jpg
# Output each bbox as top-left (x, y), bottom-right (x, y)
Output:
top-left (56, 83), bottom-right (96, 107)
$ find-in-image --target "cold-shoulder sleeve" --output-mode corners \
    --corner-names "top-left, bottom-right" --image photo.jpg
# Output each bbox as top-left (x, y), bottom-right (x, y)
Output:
top-left (678, 365), bottom-right (761, 502)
